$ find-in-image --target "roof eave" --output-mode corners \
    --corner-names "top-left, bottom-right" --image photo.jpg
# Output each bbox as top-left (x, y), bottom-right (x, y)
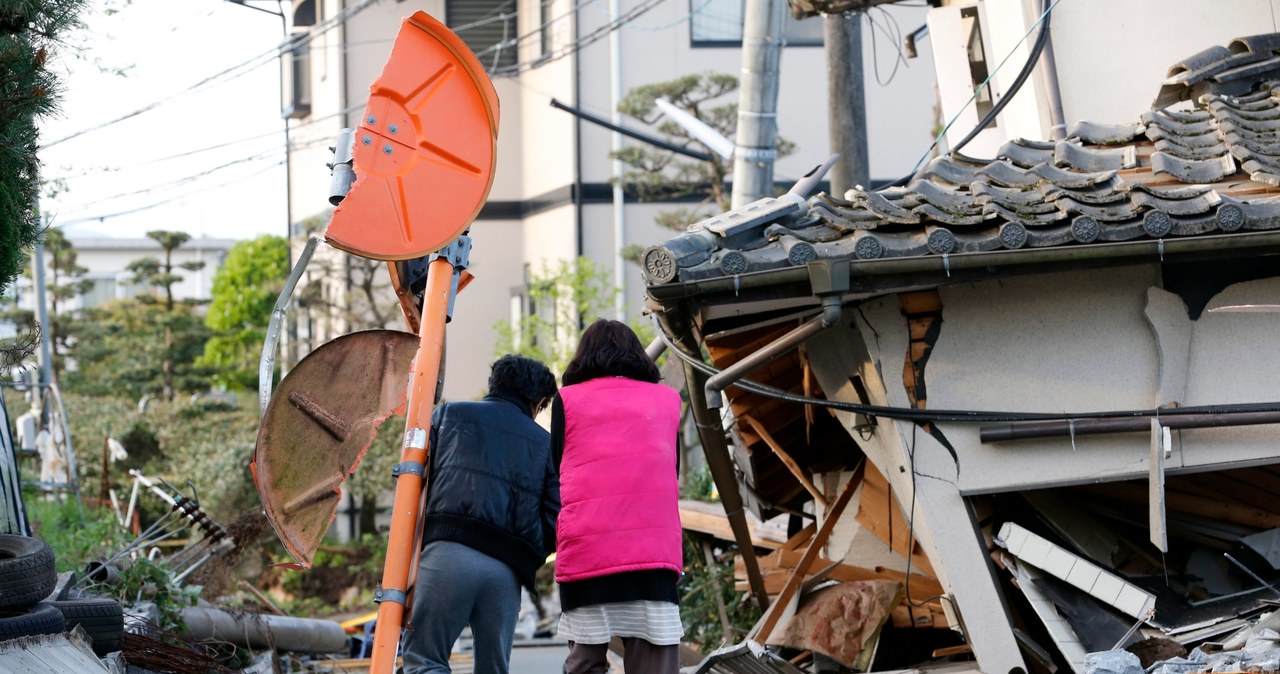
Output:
top-left (647, 230), bottom-right (1280, 314)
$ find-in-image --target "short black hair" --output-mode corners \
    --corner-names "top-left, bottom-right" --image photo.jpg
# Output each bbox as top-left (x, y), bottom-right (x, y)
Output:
top-left (488, 355), bottom-right (557, 410)
top-left (562, 319), bottom-right (660, 386)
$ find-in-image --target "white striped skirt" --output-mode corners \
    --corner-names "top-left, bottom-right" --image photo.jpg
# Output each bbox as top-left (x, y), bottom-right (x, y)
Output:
top-left (556, 600), bottom-right (685, 645)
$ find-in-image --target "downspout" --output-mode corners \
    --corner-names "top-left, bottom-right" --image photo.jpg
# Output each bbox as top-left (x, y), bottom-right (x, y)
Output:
top-left (1035, 0), bottom-right (1066, 139)
top-left (705, 259), bottom-right (850, 409)
top-left (670, 316), bottom-right (771, 611)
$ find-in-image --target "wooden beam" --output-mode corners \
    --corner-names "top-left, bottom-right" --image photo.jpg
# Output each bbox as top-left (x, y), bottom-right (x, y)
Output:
top-left (743, 415), bottom-right (828, 509)
top-left (1081, 483), bottom-right (1280, 529)
top-left (750, 462), bottom-right (862, 644)
top-left (679, 499), bottom-right (789, 549)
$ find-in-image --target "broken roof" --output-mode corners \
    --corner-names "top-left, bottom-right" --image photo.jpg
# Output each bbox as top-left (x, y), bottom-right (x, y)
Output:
top-left (644, 33), bottom-right (1280, 290)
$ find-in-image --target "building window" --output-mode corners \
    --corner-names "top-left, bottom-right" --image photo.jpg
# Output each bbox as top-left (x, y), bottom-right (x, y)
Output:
top-left (540, 0), bottom-right (553, 59)
top-left (292, 0), bottom-right (315, 27)
top-left (282, 32), bottom-right (312, 120)
top-left (690, 0), bottom-right (823, 48)
top-left (448, 0), bottom-right (518, 72)
top-left (960, 6), bottom-right (993, 119)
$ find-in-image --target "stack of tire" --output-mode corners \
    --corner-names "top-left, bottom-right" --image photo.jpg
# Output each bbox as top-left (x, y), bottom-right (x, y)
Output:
top-left (0, 534), bottom-right (125, 656)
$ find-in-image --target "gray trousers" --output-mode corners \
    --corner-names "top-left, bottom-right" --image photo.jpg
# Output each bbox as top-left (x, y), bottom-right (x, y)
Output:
top-left (402, 541), bottom-right (521, 674)
top-left (564, 638), bottom-right (679, 674)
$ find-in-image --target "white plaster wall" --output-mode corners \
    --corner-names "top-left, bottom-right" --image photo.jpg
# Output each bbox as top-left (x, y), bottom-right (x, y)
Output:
top-left (40, 238), bottom-right (233, 309)
top-left (1048, 0), bottom-right (1280, 125)
top-left (575, 2), bottom-right (933, 184)
top-left (815, 266), bottom-right (1280, 495)
top-left (442, 218), bottom-right (527, 402)
top-left (936, 0), bottom-right (1280, 152)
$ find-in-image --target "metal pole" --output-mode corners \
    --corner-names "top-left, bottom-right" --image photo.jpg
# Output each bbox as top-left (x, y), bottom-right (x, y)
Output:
top-left (32, 221), bottom-right (53, 389)
top-left (731, 0), bottom-right (786, 207)
top-left (683, 358), bottom-right (771, 611)
top-left (279, 4), bottom-right (299, 372)
top-left (1036, 0), bottom-right (1066, 140)
top-left (980, 410), bottom-right (1280, 443)
top-left (825, 11), bottom-right (868, 196)
top-left (609, 0), bottom-right (626, 318)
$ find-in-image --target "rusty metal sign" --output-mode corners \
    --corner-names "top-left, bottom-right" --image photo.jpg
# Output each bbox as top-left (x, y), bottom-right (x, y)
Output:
top-left (251, 330), bottom-right (419, 567)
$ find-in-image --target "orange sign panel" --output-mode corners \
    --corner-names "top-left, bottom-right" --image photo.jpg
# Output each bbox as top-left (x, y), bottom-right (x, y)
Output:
top-left (326, 11), bottom-right (500, 260)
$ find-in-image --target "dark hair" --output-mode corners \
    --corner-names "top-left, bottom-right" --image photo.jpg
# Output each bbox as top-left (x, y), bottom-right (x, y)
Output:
top-left (562, 319), bottom-right (660, 386)
top-left (488, 355), bottom-right (557, 412)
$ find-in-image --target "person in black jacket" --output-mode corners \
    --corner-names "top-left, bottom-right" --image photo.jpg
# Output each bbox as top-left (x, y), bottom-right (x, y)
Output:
top-left (402, 355), bottom-right (559, 674)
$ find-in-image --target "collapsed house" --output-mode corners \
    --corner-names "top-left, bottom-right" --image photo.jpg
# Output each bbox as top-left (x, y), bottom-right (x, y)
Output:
top-left (647, 33), bottom-right (1280, 674)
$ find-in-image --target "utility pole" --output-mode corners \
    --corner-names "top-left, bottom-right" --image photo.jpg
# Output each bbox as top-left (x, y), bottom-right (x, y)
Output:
top-left (826, 11), bottom-right (868, 196)
top-left (731, 0), bottom-right (786, 208)
top-left (33, 230), bottom-right (53, 391)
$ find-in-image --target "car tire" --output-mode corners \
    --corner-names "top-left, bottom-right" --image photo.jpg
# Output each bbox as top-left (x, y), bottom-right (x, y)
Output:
top-left (0, 601), bottom-right (66, 640)
top-left (51, 597), bottom-right (125, 655)
top-left (0, 535), bottom-right (56, 609)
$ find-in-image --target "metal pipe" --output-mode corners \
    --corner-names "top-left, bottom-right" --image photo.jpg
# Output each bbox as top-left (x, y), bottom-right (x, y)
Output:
top-left (980, 410), bottom-right (1280, 443)
top-left (259, 235), bottom-right (322, 415)
top-left (788, 154), bottom-right (839, 199)
top-left (647, 230), bottom-right (1280, 303)
top-left (732, 0), bottom-right (785, 207)
top-left (609, 0), bottom-right (625, 320)
top-left (645, 335), bottom-right (666, 361)
top-left (549, 99), bottom-right (715, 162)
top-left (181, 607), bottom-right (349, 653)
top-left (705, 296), bottom-right (842, 408)
top-left (682, 356), bottom-right (771, 611)
top-left (1035, 0), bottom-right (1067, 140)
top-left (32, 229), bottom-right (53, 390)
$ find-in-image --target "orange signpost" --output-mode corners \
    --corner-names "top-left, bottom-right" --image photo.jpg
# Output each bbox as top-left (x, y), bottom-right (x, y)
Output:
top-left (251, 11), bottom-right (499, 674)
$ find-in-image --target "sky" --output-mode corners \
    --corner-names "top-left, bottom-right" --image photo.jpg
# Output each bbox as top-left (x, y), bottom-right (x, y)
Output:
top-left (39, 0), bottom-right (289, 242)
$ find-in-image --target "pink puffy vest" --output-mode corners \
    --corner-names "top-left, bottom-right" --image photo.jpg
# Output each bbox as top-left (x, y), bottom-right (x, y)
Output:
top-left (555, 377), bottom-right (683, 583)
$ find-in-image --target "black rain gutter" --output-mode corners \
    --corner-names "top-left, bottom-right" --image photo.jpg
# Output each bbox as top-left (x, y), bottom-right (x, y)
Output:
top-left (646, 230), bottom-right (1280, 305)
top-left (549, 98), bottom-right (716, 162)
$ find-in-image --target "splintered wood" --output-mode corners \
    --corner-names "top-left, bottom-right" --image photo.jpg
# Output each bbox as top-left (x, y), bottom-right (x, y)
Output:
top-left (733, 461), bottom-right (950, 631)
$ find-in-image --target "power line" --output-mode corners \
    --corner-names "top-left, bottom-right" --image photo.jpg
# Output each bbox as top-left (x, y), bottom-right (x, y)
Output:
top-left (43, 0), bottom-right (378, 148)
top-left (54, 159), bottom-right (286, 226)
top-left (53, 133), bottom-right (335, 214)
top-left (490, 0), bottom-right (669, 77)
top-left (49, 102), bottom-right (365, 179)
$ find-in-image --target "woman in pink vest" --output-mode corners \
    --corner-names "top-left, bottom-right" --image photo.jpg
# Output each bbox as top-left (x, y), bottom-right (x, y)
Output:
top-left (553, 319), bottom-right (684, 674)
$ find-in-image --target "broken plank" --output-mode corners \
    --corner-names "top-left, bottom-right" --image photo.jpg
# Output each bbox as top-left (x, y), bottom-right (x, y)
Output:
top-left (1081, 483), bottom-right (1280, 530)
top-left (772, 548), bottom-right (945, 601)
top-left (743, 416), bottom-right (828, 509)
top-left (750, 463), bottom-right (862, 644)
top-left (680, 499), bottom-right (789, 549)
top-left (857, 461), bottom-right (937, 576)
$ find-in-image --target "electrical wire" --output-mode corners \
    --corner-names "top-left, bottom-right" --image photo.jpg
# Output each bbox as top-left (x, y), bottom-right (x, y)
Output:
top-left (54, 158), bottom-right (285, 226)
top-left (50, 101), bottom-right (365, 179)
top-left (656, 316), bottom-right (1280, 424)
top-left (52, 132), bottom-right (335, 215)
top-left (864, 6), bottom-right (909, 87)
top-left (43, 0), bottom-right (379, 148)
top-left (885, 0), bottom-right (1063, 188)
top-left (488, 0), bottom-right (669, 77)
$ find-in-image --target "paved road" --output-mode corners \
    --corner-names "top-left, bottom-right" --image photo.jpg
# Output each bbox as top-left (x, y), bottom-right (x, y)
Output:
top-left (510, 643), bottom-right (571, 673)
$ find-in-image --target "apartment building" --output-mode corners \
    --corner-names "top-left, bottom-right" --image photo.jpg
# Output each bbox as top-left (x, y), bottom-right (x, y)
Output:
top-left (283, 0), bottom-right (934, 400)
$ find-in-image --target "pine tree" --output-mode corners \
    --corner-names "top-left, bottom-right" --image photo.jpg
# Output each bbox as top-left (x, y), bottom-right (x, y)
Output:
top-left (0, 0), bottom-right (86, 297)
top-left (0, 0), bottom-right (85, 368)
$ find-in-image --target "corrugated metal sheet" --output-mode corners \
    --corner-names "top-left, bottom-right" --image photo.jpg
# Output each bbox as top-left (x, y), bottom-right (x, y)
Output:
top-left (0, 628), bottom-right (111, 673)
top-left (692, 640), bottom-right (808, 674)
top-left (0, 391), bottom-right (30, 536)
